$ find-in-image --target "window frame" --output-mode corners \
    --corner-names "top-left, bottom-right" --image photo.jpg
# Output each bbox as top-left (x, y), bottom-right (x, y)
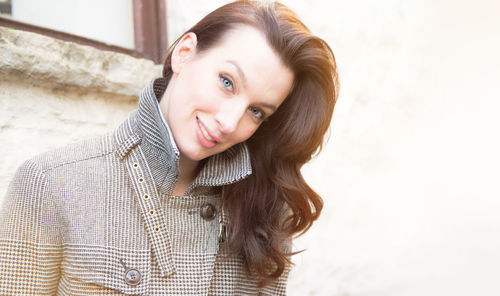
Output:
top-left (0, 0), bottom-right (167, 64)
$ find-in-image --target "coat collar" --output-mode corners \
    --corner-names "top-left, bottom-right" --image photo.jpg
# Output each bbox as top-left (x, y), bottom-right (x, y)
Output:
top-left (115, 78), bottom-right (252, 195)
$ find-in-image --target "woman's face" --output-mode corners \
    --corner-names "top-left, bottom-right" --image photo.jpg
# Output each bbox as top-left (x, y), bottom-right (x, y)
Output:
top-left (160, 25), bottom-right (294, 162)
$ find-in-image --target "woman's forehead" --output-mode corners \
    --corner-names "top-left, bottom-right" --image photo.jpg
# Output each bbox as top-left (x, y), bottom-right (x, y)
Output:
top-left (199, 26), bottom-right (286, 75)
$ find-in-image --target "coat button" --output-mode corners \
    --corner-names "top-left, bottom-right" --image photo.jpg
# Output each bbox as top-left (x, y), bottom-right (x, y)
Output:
top-left (124, 268), bottom-right (141, 286)
top-left (200, 203), bottom-right (217, 221)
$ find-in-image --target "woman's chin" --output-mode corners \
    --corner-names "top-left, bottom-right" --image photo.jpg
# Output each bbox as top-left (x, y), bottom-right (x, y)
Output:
top-left (179, 148), bottom-right (212, 163)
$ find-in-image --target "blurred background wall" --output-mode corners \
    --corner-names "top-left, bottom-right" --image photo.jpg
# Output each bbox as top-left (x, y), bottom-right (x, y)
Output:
top-left (1, 0), bottom-right (500, 295)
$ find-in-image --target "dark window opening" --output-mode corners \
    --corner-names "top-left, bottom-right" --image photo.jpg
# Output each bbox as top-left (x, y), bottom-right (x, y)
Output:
top-left (0, 0), bottom-right (11, 15)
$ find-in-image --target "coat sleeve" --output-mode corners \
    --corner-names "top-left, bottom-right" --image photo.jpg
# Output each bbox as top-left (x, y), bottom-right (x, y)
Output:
top-left (0, 159), bottom-right (63, 295)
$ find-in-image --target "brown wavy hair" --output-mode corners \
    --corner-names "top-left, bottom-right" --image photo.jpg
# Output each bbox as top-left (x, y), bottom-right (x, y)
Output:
top-left (162, 0), bottom-right (338, 287)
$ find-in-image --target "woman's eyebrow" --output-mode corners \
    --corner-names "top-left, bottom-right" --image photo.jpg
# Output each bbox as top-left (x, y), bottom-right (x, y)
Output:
top-left (257, 102), bottom-right (277, 112)
top-left (225, 60), bottom-right (247, 87)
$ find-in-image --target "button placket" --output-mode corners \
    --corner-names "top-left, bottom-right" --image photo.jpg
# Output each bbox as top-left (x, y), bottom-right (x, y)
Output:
top-left (131, 161), bottom-right (157, 230)
top-left (133, 162), bottom-right (145, 184)
top-left (134, 165), bottom-right (151, 204)
top-left (126, 153), bottom-right (176, 276)
top-left (133, 163), bottom-right (158, 232)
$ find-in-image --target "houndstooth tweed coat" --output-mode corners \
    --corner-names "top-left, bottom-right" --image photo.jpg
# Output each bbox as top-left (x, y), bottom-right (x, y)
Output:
top-left (0, 79), bottom-right (289, 295)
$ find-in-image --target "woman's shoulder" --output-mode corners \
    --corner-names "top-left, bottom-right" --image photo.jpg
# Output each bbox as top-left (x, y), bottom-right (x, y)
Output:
top-left (26, 132), bottom-right (117, 175)
top-left (6, 132), bottom-right (120, 206)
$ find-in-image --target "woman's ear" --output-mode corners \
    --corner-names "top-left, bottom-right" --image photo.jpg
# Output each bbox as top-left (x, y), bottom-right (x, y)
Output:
top-left (171, 32), bottom-right (198, 73)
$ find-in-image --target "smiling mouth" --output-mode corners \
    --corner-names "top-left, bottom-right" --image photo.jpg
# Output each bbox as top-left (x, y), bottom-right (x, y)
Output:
top-left (196, 116), bottom-right (218, 144)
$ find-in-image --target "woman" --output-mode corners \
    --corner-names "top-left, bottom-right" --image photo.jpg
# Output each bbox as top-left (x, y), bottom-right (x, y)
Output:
top-left (0, 0), bottom-right (338, 295)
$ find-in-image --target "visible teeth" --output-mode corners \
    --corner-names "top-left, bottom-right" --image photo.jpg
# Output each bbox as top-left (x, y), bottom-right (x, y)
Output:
top-left (199, 121), bottom-right (215, 142)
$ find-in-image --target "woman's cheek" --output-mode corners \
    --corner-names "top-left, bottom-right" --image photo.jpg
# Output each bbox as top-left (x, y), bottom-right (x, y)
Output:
top-left (238, 124), bottom-right (259, 142)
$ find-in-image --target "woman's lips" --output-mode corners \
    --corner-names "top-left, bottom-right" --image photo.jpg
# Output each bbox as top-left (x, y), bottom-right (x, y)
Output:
top-left (199, 121), bottom-right (216, 142)
top-left (196, 116), bottom-right (218, 148)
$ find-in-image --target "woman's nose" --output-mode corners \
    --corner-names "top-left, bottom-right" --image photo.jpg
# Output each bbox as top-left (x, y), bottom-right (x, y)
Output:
top-left (215, 100), bottom-right (246, 134)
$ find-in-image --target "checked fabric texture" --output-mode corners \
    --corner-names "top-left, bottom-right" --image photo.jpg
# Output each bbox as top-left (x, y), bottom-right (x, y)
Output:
top-left (0, 79), bottom-right (289, 295)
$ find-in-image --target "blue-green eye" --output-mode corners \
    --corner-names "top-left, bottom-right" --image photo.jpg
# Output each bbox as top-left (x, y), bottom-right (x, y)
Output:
top-left (220, 74), bottom-right (234, 91)
top-left (249, 106), bottom-right (264, 120)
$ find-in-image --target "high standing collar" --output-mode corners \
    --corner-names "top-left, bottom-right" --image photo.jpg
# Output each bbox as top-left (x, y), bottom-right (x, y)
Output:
top-left (116, 79), bottom-right (253, 196)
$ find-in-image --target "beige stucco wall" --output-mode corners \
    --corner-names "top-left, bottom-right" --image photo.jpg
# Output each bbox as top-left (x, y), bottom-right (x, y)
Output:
top-left (0, 27), bottom-right (162, 199)
top-left (2, 0), bottom-right (500, 295)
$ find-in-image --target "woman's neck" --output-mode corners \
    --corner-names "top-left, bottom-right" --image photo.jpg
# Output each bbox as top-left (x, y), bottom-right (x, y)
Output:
top-left (172, 155), bottom-right (200, 196)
